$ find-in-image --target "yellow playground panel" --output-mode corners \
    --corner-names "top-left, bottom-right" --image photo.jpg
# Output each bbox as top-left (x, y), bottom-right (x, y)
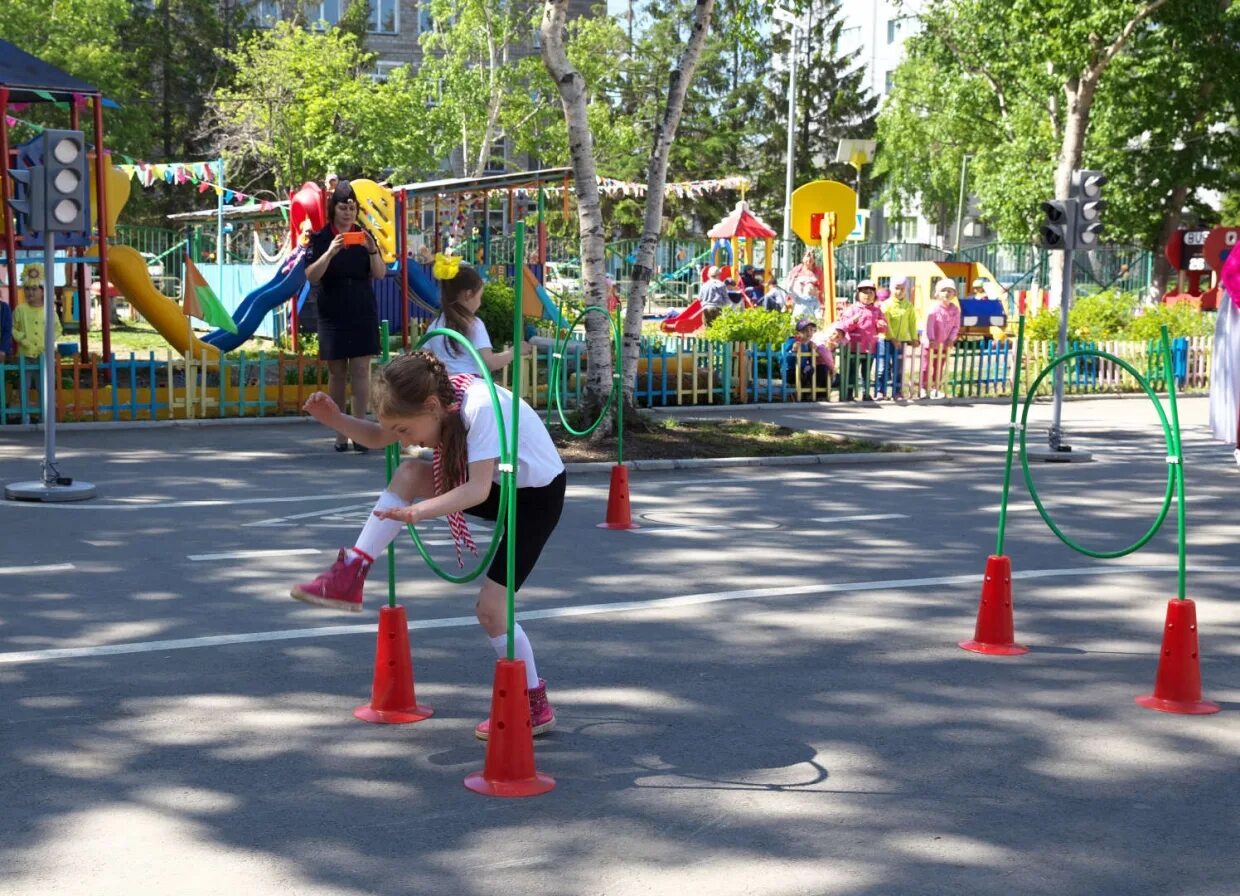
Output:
top-left (868, 260), bottom-right (1003, 320)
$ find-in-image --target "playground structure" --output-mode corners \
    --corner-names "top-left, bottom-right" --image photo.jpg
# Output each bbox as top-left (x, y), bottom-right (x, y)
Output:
top-left (660, 201), bottom-right (776, 334)
top-left (964, 317), bottom-right (1218, 714)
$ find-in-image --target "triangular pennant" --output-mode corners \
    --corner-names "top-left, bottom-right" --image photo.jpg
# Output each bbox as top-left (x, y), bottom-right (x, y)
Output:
top-left (182, 256), bottom-right (238, 334)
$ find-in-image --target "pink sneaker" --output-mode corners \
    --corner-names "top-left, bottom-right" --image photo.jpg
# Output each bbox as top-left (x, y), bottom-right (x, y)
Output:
top-left (290, 548), bottom-right (370, 612)
top-left (474, 678), bottom-right (556, 741)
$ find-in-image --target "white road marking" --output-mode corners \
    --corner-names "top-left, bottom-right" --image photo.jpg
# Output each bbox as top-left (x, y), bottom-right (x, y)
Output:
top-left (1, 491), bottom-right (381, 511)
top-left (0, 563), bottom-right (75, 575)
top-left (809, 513), bottom-right (910, 524)
top-left (0, 563), bottom-right (1235, 667)
top-left (187, 549), bottom-right (324, 562)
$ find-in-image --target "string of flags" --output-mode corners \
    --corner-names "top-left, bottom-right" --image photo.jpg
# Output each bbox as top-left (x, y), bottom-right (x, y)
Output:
top-left (513, 176), bottom-right (752, 200)
top-left (3, 110), bottom-right (276, 210)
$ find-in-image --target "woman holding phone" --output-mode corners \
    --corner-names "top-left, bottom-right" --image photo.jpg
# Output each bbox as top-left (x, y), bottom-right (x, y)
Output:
top-left (305, 179), bottom-right (388, 452)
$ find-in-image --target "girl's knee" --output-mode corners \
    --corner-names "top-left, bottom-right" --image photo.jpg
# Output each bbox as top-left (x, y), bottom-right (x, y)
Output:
top-left (389, 459), bottom-right (432, 501)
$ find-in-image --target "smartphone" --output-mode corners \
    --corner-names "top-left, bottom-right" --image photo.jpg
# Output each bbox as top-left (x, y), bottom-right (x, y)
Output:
top-left (341, 230), bottom-right (367, 246)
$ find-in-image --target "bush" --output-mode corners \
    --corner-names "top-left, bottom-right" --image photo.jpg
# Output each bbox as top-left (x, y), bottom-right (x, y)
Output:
top-left (477, 280), bottom-right (538, 344)
top-left (1022, 290), bottom-right (1136, 342)
top-left (1125, 301), bottom-right (1215, 341)
top-left (702, 307), bottom-right (793, 345)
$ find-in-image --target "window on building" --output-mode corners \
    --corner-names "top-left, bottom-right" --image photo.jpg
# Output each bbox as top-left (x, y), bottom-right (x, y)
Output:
top-left (889, 215), bottom-right (917, 242)
top-left (838, 25), bottom-right (862, 54)
top-left (886, 15), bottom-right (920, 44)
top-left (306, 1), bottom-right (342, 29)
top-left (253, 0), bottom-right (280, 27)
top-left (416, 1), bottom-right (434, 34)
top-left (369, 0), bottom-right (398, 34)
top-left (884, 70), bottom-right (896, 93)
top-left (484, 137), bottom-right (507, 174)
top-left (371, 61), bottom-right (405, 83)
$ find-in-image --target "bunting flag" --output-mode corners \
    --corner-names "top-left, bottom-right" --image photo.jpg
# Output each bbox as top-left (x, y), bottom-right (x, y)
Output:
top-left (182, 256), bottom-right (238, 334)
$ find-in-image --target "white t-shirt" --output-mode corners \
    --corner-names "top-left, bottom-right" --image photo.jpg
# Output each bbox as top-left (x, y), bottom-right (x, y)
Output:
top-left (423, 315), bottom-right (492, 376)
top-left (461, 380), bottom-right (564, 488)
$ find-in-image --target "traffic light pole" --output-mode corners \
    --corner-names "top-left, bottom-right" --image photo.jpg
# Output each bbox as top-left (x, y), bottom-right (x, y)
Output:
top-left (1048, 242), bottom-right (1073, 453)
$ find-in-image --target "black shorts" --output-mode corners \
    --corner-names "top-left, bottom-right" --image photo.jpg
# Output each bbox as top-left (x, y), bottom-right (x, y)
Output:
top-left (465, 471), bottom-right (566, 590)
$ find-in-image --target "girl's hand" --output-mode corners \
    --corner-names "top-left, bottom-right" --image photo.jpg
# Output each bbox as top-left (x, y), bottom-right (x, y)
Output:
top-left (328, 233), bottom-right (345, 256)
top-left (302, 391), bottom-right (340, 421)
top-left (373, 504), bottom-right (421, 525)
top-left (363, 229), bottom-right (378, 253)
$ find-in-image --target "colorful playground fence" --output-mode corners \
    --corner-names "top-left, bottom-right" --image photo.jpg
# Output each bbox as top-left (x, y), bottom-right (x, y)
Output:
top-left (0, 335), bottom-right (1214, 426)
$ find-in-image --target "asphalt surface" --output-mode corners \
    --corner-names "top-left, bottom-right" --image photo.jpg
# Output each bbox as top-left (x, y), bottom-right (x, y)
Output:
top-left (0, 395), bottom-right (1236, 896)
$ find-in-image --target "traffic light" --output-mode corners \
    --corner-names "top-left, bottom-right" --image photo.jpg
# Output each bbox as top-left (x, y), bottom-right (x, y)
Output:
top-left (6, 164), bottom-right (46, 234)
top-left (1071, 169), bottom-right (1106, 248)
top-left (1039, 199), bottom-right (1074, 250)
top-left (40, 129), bottom-right (90, 233)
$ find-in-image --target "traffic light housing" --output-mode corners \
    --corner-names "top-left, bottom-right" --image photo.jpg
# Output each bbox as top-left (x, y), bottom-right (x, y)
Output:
top-left (1071, 169), bottom-right (1106, 248)
top-left (1039, 199), bottom-right (1074, 250)
top-left (6, 164), bottom-right (46, 234)
top-left (40, 129), bottom-right (90, 234)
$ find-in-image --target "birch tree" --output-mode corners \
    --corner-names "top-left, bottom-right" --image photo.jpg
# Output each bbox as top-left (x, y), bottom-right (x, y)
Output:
top-left (541, 0), bottom-right (717, 428)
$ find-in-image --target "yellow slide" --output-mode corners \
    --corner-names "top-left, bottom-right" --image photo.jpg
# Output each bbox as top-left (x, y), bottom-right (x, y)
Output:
top-left (101, 244), bottom-right (220, 359)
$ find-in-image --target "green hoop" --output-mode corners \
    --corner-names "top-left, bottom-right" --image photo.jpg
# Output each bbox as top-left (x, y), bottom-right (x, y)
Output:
top-left (547, 304), bottom-right (623, 438)
top-left (1018, 348), bottom-right (1175, 560)
top-left (393, 328), bottom-right (513, 585)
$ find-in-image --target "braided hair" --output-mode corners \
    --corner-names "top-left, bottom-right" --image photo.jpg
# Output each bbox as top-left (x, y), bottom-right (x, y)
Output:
top-left (374, 352), bottom-right (470, 491)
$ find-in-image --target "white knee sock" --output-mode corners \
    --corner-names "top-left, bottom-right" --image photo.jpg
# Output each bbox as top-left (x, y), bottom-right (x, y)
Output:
top-left (352, 491), bottom-right (406, 561)
top-left (488, 623), bottom-right (540, 689)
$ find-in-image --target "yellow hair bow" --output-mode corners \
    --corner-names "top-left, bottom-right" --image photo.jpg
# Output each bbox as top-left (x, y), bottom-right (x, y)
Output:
top-left (433, 252), bottom-right (461, 281)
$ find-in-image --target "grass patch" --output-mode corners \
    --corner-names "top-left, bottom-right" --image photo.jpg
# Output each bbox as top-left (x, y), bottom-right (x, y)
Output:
top-left (553, 417), bottom-right (908, 463)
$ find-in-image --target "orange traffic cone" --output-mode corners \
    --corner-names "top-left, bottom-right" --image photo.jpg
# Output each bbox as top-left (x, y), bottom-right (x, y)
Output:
top-left (464, 659), bottom-right (556, 798)
top-left (959, 554), bottom-right (1028, 656)
top-left (597, 463), bottom-right (639, 530)
top-left (353, 605), bottom-right (433, 724)
top-left (1135, 599), bottom-right (1220, 715)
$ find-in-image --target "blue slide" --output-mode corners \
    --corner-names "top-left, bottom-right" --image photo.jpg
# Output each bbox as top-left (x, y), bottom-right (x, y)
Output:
top-left (405, 262), bottom-right (442, 315)
top-left (202, 253), bottom-right (308, 352)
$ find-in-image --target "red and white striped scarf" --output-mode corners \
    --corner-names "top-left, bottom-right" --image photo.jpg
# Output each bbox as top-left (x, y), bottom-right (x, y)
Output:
top-left (432, 373), bottom-right (479, 567)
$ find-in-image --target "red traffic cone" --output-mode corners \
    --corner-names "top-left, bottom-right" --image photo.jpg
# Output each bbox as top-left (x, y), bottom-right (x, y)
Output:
top-left (464, 659), bottom-right (556, 798)
top-left (1135, 599), bottom-right (1220, 715)
top-left (353, 605), bottom-right (433, 724)
top-left (959, 554), bottom-right (1028, 656)
top-left (597, 463), bottom-right (639, 530)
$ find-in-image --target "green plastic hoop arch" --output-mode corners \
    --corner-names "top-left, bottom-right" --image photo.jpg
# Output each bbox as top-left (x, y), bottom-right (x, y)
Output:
top-left (547, 304), bottom-right (623, 438)
top-left (393, 327), bottom-right (513, 585)
top-left (1018, 348), bottom-right (1176, 560)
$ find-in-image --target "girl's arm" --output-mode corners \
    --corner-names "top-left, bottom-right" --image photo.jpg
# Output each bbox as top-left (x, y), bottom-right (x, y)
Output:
top-left (302, 391), bottom-right (400, 448)
top-left (373, 457), bottom-right (496, 524)
top-left (476, 340), bottom-right (526, 372)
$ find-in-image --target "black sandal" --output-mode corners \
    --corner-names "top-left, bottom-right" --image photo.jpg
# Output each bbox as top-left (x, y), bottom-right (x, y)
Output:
top-left (351, 442), bottom-right (369, 454)
top-left (334, 441), bottom-right (350, 452)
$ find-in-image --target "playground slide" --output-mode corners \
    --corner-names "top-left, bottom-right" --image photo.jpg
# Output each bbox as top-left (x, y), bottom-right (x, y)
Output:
top-left (102, 244), bottom-right (222, 359)
top-left (405, 262), bottom-right (442, 317)
top-left (660, 298), bottom-right (704, 334)
top-left (201, 252), bottom-right (307, 352)
top-left (520, 265), bottom-right (571, 328)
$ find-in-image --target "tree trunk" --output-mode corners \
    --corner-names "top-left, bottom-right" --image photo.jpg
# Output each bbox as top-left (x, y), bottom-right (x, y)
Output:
top-left (543, 0), bottom-right (717, 435)
top-left (541, 0), bottom-right (610, 427)
top-left (621, 0), bottom-right (716, 409)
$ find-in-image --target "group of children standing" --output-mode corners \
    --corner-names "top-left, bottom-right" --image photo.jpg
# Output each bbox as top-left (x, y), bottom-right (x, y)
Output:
top-left (781, 277), bottom-right (962, 401)
top-left (290, 254), bottom-right (564, 741)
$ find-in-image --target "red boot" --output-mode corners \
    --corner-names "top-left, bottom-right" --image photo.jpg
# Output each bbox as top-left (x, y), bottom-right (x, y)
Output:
top-left (289, 548), bottom-right (371, 612)
top-left (474, 678), bottom-right (556, 741)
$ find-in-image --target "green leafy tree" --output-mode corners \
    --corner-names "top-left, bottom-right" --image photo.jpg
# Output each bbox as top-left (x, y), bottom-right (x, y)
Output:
top-left (204, 22), bottom-right (437, 194)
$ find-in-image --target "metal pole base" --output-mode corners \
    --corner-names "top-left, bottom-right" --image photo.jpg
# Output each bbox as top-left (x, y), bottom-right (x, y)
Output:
top-left (5, 480), bottom-right (98, 502)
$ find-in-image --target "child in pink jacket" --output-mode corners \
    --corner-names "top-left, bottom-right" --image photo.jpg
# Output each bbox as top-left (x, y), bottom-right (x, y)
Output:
top-left (921, 278), bottom-right (961, 398)
top-left (836, 280), bottom-right (888, 400)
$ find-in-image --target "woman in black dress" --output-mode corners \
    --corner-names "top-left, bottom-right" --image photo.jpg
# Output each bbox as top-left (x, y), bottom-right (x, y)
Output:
top-left (305, 180), bottom-right (387, 452)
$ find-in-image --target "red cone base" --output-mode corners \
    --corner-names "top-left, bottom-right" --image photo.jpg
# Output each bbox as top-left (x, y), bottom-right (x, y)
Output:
top-left (464, 659), bottom-right (556, 798)
top-left (960, 554), bottom-right (1028, 656)
top-left (1135, 599), bottom-right (1220, 715)
top-left (597, 464), bottom-right (639, 529)
top-left (353, 605), bottom-right (433, 724)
